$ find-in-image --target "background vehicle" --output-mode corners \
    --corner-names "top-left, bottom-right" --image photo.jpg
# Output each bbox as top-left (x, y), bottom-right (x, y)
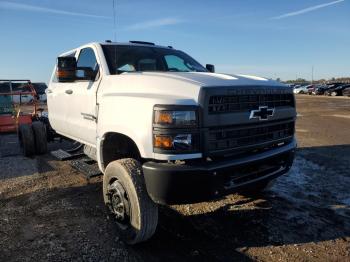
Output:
top-left (32, 82), bottom-right (48, 102)
top-left (36, 41), bottom-right (297, 244)
top-left (0, 80), bottom-right (43, 142)
top-left (0, 81), bottom-right (35, 104)
top-left (324, 83), bottom-right (348, 96)
top-left (312, 84), bottom-right (327, 95)
top-left (305, 84), bottom-right (315, 95)
top-left (293, 85), bottom-right (308, 94)
top-left (342, 86), bottom-right (350, 97)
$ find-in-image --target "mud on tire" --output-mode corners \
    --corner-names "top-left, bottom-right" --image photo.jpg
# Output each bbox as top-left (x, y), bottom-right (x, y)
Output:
top-left (103, 158), bottom-right (158, 244)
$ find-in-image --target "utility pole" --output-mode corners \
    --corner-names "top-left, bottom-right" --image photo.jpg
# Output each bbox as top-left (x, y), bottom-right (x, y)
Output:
top-left (311, 66), bottom-right (314, 84)
top-left (113, 0), bottom-right (117, 42)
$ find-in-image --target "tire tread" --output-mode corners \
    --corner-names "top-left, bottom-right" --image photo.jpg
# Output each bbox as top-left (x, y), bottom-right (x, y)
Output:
top-left (19, 124), bottom-right (35, 157)
top-left (32, 121), bottom-right (48, 154)
top-left (103, 158), bottom-right (158, 244)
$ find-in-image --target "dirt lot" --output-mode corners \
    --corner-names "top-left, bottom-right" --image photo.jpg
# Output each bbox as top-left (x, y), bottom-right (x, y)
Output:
top-left (1, 95), bottom-right (349, 261)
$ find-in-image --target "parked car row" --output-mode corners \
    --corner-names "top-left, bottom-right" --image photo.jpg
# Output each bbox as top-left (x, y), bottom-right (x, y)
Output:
top-left (291, 83), bottom-right (350, 97)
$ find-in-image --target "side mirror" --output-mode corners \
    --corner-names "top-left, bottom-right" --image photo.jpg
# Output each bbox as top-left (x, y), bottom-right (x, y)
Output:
top-left (56, 57), bottom-right (97, 82)
top-left (57, 57), bottom-right (77, 82)
top-left (206, 64), bottom-right (215, 73)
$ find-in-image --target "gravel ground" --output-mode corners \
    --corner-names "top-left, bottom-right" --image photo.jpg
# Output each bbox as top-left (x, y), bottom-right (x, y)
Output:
top-left (0, 95), bottom-right (349, 261)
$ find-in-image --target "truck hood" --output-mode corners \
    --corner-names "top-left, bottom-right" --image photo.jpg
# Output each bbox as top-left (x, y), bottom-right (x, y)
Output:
top-left (137, 72), bottom-right (282, 87)
top-left (101, 72), bottom-right (286, 105)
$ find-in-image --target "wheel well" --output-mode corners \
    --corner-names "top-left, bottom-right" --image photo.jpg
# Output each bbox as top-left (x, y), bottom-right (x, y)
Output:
top-left (101, 133), bottom-right (141, 169)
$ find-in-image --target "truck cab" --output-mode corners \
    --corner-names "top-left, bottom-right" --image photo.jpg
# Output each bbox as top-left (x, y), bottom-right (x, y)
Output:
top-left (47, 41), bottom-right (296, 244)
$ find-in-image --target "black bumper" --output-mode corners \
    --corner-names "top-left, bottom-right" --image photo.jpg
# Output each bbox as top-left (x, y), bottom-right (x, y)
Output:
top-left (143, 139), bottom-right (296, 205)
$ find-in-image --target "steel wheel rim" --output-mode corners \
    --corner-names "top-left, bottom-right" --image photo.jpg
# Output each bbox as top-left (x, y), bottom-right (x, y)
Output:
top-left (108, 180), bottom-right (131, 229)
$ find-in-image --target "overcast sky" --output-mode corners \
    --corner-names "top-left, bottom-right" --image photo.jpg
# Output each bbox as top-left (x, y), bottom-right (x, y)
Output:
top-left (0, 0), bottom-right (349, 82)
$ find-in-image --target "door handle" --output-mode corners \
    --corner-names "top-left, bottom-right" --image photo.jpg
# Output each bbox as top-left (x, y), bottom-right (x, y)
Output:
top-left (46, 89), bottom-right (52, 94)
top-left (65, 89), bottom-right (73, 95)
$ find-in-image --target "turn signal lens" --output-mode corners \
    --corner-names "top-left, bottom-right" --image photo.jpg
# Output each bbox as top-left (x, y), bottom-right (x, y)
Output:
top-left (56, 69), bottom-right (74, 77)
top-left (154, 111), bottom-right (173, 124)
top-left (154, 135), bottom-right (173, 149)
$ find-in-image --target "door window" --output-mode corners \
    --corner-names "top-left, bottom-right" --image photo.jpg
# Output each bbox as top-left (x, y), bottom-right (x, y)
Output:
top-left (77, 48), bottom-right (99, 75)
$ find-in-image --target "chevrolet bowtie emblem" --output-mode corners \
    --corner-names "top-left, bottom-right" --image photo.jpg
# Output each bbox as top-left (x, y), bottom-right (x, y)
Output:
top-left (249, 106), bottom-right (274, 121)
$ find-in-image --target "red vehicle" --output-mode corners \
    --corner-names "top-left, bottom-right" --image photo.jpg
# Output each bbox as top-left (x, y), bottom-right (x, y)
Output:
top-left (0, 80), bottom-right (39, 133)
top-left (0, 80), bottom-right (48, 156)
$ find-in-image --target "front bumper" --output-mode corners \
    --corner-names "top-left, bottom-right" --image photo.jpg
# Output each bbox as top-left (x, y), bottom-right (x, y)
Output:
top-left (143, 139), bottom-right (296, 205)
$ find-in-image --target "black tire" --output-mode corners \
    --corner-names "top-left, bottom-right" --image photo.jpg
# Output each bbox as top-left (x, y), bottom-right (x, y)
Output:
top-left (32, 121), bottom-right (48, 154)
top-left (103, 158), bottom-right (158, 244)
top-left (18, 124), bottom-right (35, 157)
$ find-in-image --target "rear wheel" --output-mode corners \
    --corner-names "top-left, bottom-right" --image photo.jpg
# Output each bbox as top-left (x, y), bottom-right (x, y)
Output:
top-left (331, 91), bottom-right (337, 96)
top-left (18, 124), bottom-right (35, 157)
top-left (103, 158), bottom-right (158, 244)
top-left (32, 121), bottom-right (48, 154)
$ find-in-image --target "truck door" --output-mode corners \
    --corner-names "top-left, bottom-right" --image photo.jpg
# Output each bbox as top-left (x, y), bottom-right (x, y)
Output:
top-left (47, 52), bottom-right (76, 138)
top-left (64, 47), bottom-right (100, 146)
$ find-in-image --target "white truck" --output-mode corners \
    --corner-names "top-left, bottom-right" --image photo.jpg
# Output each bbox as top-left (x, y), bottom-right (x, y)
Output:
top-left (45, 41), bottom-right (296, 244)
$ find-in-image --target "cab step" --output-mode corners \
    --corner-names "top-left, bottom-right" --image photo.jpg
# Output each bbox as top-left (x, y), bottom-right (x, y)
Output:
top-left (70, 157), bottom-right (102, 180)
top-left (50, 149), bottom-right (84, 161)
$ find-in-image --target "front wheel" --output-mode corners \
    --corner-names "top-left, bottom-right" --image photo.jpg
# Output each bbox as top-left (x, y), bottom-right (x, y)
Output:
top-left (103, 158), bottom-right (158, 244)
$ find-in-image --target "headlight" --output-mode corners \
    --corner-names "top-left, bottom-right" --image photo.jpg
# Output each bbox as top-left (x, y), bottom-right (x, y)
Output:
top-left (153, 105), bottom-right (200, 153)
top-left (153, 105), bottom-right (198, 127)
top-left (153, 133), bottom-right (199, 152)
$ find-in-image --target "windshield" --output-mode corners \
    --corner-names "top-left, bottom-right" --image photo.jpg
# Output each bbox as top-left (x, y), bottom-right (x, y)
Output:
top-left (102, 45), bottom-right (207, 74)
